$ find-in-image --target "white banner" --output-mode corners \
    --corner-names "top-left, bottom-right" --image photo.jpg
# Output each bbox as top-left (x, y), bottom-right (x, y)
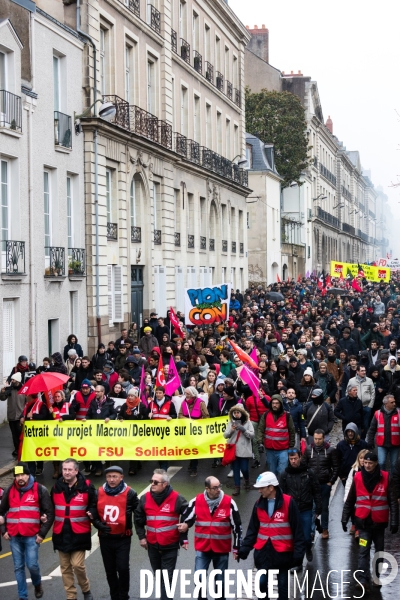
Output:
top-left (378, 258), bottom-right (400, 270)
top-left (184, 283), bottom-right (232, 326)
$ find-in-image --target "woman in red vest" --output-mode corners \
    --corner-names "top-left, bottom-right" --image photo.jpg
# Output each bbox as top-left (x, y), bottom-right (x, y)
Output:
top-left (49, 390), bottom-right (76, 480)
top-left (178, 386), bottom-right (209, 477)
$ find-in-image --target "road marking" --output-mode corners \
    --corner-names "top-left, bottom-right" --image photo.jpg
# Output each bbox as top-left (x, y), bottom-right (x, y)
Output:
top-left (0, 535), bottom-right (52, 559)
top-left (0, 576), bottom-right (52, 588)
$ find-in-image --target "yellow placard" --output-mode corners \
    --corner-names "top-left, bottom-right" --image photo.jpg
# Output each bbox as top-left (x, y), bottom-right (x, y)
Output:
top-left (359, 538), bottom-right (368, 547)
top-left (14, 466), bottom-right (24, 474)
top-left (21, 418), bottom-right (230, 462)
top-left (330, 261), bottom-right (391, 283)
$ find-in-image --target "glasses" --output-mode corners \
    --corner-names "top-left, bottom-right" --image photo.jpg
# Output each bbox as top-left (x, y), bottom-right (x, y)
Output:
top-left (288, 448), bottom-right (300, 454)
top-left (149, 480), bottom-right (164, 485)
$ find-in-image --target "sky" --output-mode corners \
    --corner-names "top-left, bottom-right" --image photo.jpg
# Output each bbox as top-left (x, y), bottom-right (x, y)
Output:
top-left (229, 0), bottom-right (400, 215)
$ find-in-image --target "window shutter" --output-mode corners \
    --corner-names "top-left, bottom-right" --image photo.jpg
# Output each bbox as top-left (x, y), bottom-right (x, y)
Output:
top-left (107, 265), bottom-right (113, 323)
top-left (113, 265), bottom-right (123, 322)
top-left (2, 300), bottom-right (15, 378)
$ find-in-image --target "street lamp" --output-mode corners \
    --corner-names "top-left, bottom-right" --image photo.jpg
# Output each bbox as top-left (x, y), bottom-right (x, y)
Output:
top-left (232, 154), bottom-right (248, 167)
top-left (312, 194), bottom-right (327, 201)
top-left (333, 203), bottom-right (344, 210)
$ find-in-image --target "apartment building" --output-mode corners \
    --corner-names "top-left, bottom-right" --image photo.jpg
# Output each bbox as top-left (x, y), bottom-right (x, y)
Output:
top-left (0, 0), bottom-right (87, 390)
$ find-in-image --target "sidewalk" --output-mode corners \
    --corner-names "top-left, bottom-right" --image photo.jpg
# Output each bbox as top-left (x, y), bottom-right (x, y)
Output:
top-left (0, 422), bottom-right (17, 475)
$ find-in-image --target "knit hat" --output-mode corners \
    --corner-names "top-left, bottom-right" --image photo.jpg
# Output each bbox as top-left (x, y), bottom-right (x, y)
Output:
top-left (303, 367), bottom-right (313, 377)
top-left (14, 462), bottom-right (30, 475)
top-left (144, 327), bottom-right (152, 333)
top-left (311, 388), bottom-right (323, 397)
top-left (68, 349), bottom-right (78, 356)
top-left (271, 394), bottom-right (283, 403)
top-left (126, 355), bottom-right (138, 364)
top-left (224, 385), bottom-right (235, 398)
top-left (364, 451), bottom-right (378, 462)
top-left (11, 372), bottom-right (22, 382)
top-left (176, 361), bottom-right (187, 370)
top-left (81, 379), bottom-right (92, 388)
top-left (289, 356), bottom-right (298, 363)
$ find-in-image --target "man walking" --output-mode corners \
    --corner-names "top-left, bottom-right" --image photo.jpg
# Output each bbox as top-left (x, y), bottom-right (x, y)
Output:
top-left (367, 394), bottom-right (400, 473)
top-left (346, 365), bottom-right (375, 437)
top-left (0, 462), bottom-right (54, 600)
top-left (92, 466), bottom-right (138, 600)
top-left (334, 385), bottom-right (364, 433)
top-left (178, 476), bottom-right (242, 600)
top-left (257, 394), bottom-right (295, 477)
top-left (134, 469), bottom-right (188, 600)
top-left (336, 423), bottom-right (368, 487)
top-left (51, 459), bottom-right (96, 600)
top-left (0, 372), bottom-right (26, 457)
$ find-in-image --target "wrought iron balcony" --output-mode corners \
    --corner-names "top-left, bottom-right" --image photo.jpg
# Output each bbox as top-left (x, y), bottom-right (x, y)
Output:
top-left (102, 95), bottom-right (130, 130)
top-left (232, 241), bottom-right (236, 253)
top-left (149, 4), bottom-right (161, 34)
top-left (180, 38), bottom-right (190, 64)
top-left (68, 248), bottom-right (86, 276)
top-left (188, 139), bottom-right (200, 164)
top-left (174, 232), bottom-right (181, 247)
top-left (171, 29), bottom-right (177, 53)
top-left (107, 222), bottom-right (118, 240)
top-left (319, 163), bottom-right (336, 186)
top-left (358, 201), bottom-right (365, 212)
top-left (200, 236), bottom-right (206, 250)
top-left (222, 240), bottom-right (228, 252)
top-left (1, 240), bottom-right (25, 274)
top-left (120, 0), bottom-right (140, 17)
top-left (234, 88), bottom-right (241, 107)
top-left (154, 229), bottom-right (162, 245)
top-left (205, 62), bottom-right (214, 84)
top-left (341, 185), bottom-right (351, 201)
top-left (240, 242), bottom-right (244, 254)
top-left (54, 111), bottom-right (72, 149)
top-left (369, 209), bottom-right (376, 219)
top-left (175, 132), bottom-right (187, 157)
top-left (0, 90), bottom-right (22, 132)
top-left (342, 223), bottom-right (355, 235)
top-left (315, 206), bottom-right (339, 229)
top-left (159, 120), bottom-right (172, 149)
top-left (44, 246), bottom-right (65, 277)
top-left (209, 238), bottom-right (215, 251)
top-left (226, 80), bottom-right (233, 100)
top-left (188, 234), bottom-right (194, 249)
top-left (193, 51), bottom-right (202, 74)
top-left (216, 71), bottom-right (224, 92)
top-left (313, 156), bottom-right (318, 167)
top-left (130, 105), bottom-right (158, 140)
top-left (240, 169), bottom-right (248, 187)
top-left (131, 226), bottom-right (141, 243)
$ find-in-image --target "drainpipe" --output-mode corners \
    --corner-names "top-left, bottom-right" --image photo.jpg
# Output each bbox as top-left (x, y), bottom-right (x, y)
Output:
top-left (28, 12), bottom-right (36, 363)
top-left (76, 0), bottom-right (101, 342)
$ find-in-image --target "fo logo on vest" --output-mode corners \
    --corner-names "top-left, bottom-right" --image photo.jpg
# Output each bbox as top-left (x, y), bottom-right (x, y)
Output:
top-left (104, 505), bottom-right (120, 522)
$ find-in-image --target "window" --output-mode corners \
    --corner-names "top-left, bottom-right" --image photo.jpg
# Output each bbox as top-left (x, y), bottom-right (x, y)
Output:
top-left (205, 103), bottom-right (212, 147)
top-left (130, 178), bottom-right (140, 227)
top-left (125, 44), bottom-right (134, 103)
top-left (108, 265), bottom-right (123, 323)
top-left (174, 189), bottom-right (180, 233)
top-left (171, 77), bottom-right (175, 131)
top-left (180, 85), bottom-right (188, 136)
top-left (215, 36), bottom-right (220, 71)
top-left (247, 212), bottom-right (250, 229)
top-left (179, 0), bottom-right (186, 39)
top-left (216, 111), bottom-right (222, 154)
top-left (204, 25), bottom-right (210, 62)
top-left (226, 119), bottom-right (231, 159)
top-left (106, 169), bottom-right (112, 223)
top-left (100, 28), bottom-right (108, 96)
top-left (147, 58), bottom-right (156, 114)
top-left (153, 182), bottom-right (161, 230)
top-left (3, 299), bottom-right (16, 377)
top-left (193, 95), bottom-right (200, 143)
top-left (234, 124), bottom-right (238, 159)
top-left (1, 160), bottom-right (9, 242)
top-left (53, 55), bottom-right (60, 111)
top-left (187, 192), bottom-right (194, 235)
top-left (245, 144), bottom-right (253, 169)
top-left (225, 46), bottom-right (230, 81)
top-left (200, 197), bottom-right (206, 236)
top-left (192, 12), bottom-right (199, 51)
top-left (154, 265), bottom-right (166, 316)
top-left (0, 52), bottom-right (6, 90)
top-left (239, 210), bottom-right (243, 242)
top-left (67, 175), bottom-right (73, 248)
top-left (44, 171), bottom-right (51, 252)
top-left (231, 207), bottom-right (236, 243)
top-left (233, 55), bottom-right (238, 88)
top-left (69, 291), bottom-right (79, 336)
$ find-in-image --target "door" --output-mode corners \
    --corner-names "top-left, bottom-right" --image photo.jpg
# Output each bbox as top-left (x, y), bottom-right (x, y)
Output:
top-left (131, 266), bottom-right (144, 327)
top-left (3, 300), bottom-right (15, 378)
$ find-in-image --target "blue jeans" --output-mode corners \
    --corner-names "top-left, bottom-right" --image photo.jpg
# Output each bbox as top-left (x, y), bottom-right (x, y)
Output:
top-left (266, 449), bottom-right (288, 477)
top-left (362, 406), bottom-right (371, 438)
top-left (195, 551), bottom-right (229, 600)
top-left (300, 509), bottom-right (313, 551)
top-left (319, 483), bottom-right (332, 530)
top-left (10, 535), bottom-right (41, 600)
top-left (377, 446), bottom-right (400, 473)
top-left (259, 569), bottom-right (289, 600)
top-left (232, 457), bottom-right (249, 486)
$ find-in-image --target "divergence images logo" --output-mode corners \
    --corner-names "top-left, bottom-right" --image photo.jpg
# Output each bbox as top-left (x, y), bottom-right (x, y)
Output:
top-left (372, 552), bottom-right (398, 586)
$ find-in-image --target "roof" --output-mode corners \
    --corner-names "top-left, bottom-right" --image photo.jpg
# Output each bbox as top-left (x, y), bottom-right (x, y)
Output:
top-left (0, 18), bottom-right (24, 49)
top-left (245, 133), bottom-right (281, 177)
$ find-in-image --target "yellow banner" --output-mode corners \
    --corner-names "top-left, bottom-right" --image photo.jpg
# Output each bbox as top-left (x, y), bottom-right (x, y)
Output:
top-left (330, 261), bottom-right (391, 283)
top-left (21, 418), bottom-right (230, 461)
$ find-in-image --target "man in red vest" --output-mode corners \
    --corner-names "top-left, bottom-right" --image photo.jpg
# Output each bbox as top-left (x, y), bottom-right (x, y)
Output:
top-left (256, 395), bottom-right (296, 476)
top-left (134, 469), bottom-right (188, 600)
top-left (238, 471), bottom-right (305, 599)
top-left (148, 387), bottom-right (177, 470)
top-left (367, 394), bottom-right (400, 473)
top-left (50, 459), bottom-right (96, 600)
top-left (342, 451), bottom-right (399, 591)
top-left (178, 476), bottom-right (242, 600)
top-left (0, 462), bottom-right (54, 600)
top-left (91, 466), bottom-right (138, 600)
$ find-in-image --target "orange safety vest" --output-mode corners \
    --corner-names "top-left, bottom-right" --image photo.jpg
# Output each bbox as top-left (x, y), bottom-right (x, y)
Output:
top-left (254, 494), bottom-right (294, 552)
top-left (263, 411), bottom-right (289, 450)
top-left (354, 470), bottom-right (390, 523)
top-left (144, 490), bottom-right (180, 545)
top-left (97, 486), bottom-right (130, 536)
top-left (194, 493), bottom-right (232, 553)
top-left (53, 482), bottom-right (91, 534)
top-left (7, 482), bottom-right (41, 537)
top-left (375, 409), bottom-right (400, 447)
top-left (74, 391), bottom-right (96, 420)
top-left (149, 399), bottom-right (172, 420)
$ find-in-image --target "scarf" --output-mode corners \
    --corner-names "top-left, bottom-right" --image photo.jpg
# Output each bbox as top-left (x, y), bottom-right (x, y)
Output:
top-left (103, 480), bottom-right (127, 496)
top-left (96, 396), bottom-right (107, 410)
top-left (204, 489), bottom-right (224, 513)
top-left (361, 465), bottom-right (381, 493)
top-left (17, 475), bottom-right (35, 493)
top-left (151, 484), bottom-right (172, 506)
top-left (125, 397), bottom-right (140, 415)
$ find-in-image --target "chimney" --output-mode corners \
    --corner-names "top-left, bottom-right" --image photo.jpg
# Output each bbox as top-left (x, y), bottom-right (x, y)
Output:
top-left (247, 24), bottom-right (269, 64)
top-left (325, 115), bottom-right (333, 133)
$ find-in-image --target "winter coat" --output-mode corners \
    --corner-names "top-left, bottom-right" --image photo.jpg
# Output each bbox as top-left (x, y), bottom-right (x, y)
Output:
top-left (303, 401), bottom-right (334, 436)
top-left (138, 334), bottom-right (159, 356)
top-left (334, 395), bottom-right (364, 431)
top-left (367, 407), bottom-right (400, 448)
top-left (74, 365), bottom-right (94, 391)
top-left (279, 464), bottom-right (322, 513)
top-left (91, 352), bottom-right (111, 371)
top-left (335, 425), bottom-right (369, 480)
top-left (302, 442), bottom-right (339, 484)
top-left (346, 375), bottom-right (375, 408)
top-left (314, 372), bottom-right (337, 402)
top-left (257, 405), bottom-right (296, 448)
top-left (361, 329), bottom-right (385, 350)
top-left (0, 480), bottom-right (54, 539)
top-left (114, 353), bottom-right (128, 372)
top-left (63, 343), bottom-right (83, 361)
top-left (49, 352), bottom-right (68, 375)
top-left (288, 365), bottom-right (304, 391)
top-left (297, 382), bottom-right (319, 405)
top-left (223, 404), bottom-right (254, 458)
top-left (286, 399), bottom-right (306, 438)
top-left (324, 357), bottom-right (343, 384)
top-left (382, 364), bottom-right (400, 390)
top-left (0, 383), bottom-right (27, 421)
top-left (338, 336), bottom-right (357, 355)
top-left (86, 398), bottom-right (117, 420)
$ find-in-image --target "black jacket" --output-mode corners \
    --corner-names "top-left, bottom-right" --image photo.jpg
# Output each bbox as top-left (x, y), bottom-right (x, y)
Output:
top-left (279, 464), bottom-right (322, 513)
top-left (86, 398), bottom-right (117, 420)
top-left (238, 487), bottom-right (305, 569)
top-left (367, 407), bottom-right (400, 448)
top-left (338, 336), bottom-right (357, 355)
top-left (302, 442), bottom-right (339, 484)
top-left (0, 480), bottom-right (54, 539)
top-left (92, 485), bottom-right (138, 537)
top-left (334, 395), bottom-right (364, 430)
top-left (336, 436), bottom-right (369, 479)
top-left (314, 372), bottom-right (337, 402)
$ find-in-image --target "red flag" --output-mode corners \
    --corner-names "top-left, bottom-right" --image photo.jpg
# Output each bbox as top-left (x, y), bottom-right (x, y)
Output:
top-left (352, 278), bottom-right (362, 293)
top-left (155, 355), bottom-right (166, 388)
top-left (339, 270), bottom-right (344, 280)
top-left (139, 364), bottom-right (146, 399)
top-left (237, 364), bottom-right (260, 398)
top-left (170, 307), bottom-right (184, 339)
top-left (325, 274), bottom-right (331, 288)
top-left (43, 386), bottom-right (63, 412)
top-left (229, 339), bottom-right (259, 369)
top-left (165, 357), bottom-right (181, 396)
top-left (297, 274), bottom-right (301, 283)
top-left (276, 274), bottom-right (281, 283)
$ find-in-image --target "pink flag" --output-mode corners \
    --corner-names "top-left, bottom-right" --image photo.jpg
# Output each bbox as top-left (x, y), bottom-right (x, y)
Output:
top-left (237, 364), bottom-right (260, 399)
top-left (139, 365), bottom-right (146, 398)
top-left (249, 347), bottom-right (259, 367)
top-left (165, 356), bottom-right (182, 396)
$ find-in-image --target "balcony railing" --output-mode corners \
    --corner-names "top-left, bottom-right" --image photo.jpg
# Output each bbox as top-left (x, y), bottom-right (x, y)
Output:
top-left (216, 71), bottom-right (224, 92)
top-left (103, 94), bottom-right (130, 130)
top-left (222, 240), bottom-right (228, 252)
top-left (0, 90), bottom-right (22, 132)
top-left (342, 223), bottom-right (355, 235)
top-left (149, 4), bottom-right (161, 34)
top-left (315, 206), bottom-right (340, 229)
top-left (205, 62), bottom-right (214, 84)
top-left (240, 242), bottom-right (244, 254)
top-left (226, 80), bottom-right (233, 100)
top-left (175, 132), bottom-right (187, 157)
top-left (341, 185), bottom-right (351, 201)
top-left (188, 234), bottom-right (194, 248)
top-left (131, 226), bottom-right (141, 243)
top-left (234, 88), bottom-right (241, 107)
top-left (44, 246), bottom-right (65, 277)
top-left (200, 236), bottom-right (206, 250)
top-left (232, 241), bottom-right (236, 253)
top-left (154, 229), bottom-right (162, 245)
top-left (209, 238), bottom-right (215, 251)
top-left (313, 156), bottom-right (318, 167)
top-left (107, 222), bottom-right (118, 240)
top-left (193, 51), bottom-right (202, 74)
top-left (369, 209), bottom-right (376, 219)
top-left (180, 38), bottom-right (190, 64)
top-left (120, 0), bottom-right (140, 17)
top-left (188, 139), bottom-right (200, 164)
top-left (54, 111), bottom-right (72, 148)
top-left (174, 232), bottom-right (180, 247)
top-left (68, 247), bottom-right (86, 276)
top-left (1, 240), bottom-right (25, 274)
top-left (319, 163), bottom-right (336, 186)
top-left (358, 201), bottom-right (365, 212)
top-left (159, 120), bottom-right (173, 149)
top-left (357, 229), bottom-right (369, 242)
top-left (171, 29), bottom-right (177, 53)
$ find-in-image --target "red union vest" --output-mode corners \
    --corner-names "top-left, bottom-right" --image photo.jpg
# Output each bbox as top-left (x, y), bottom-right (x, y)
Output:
top-left (375, 409), bottom-right (400, 447)
top-left (149, 399), bottom-right (172, 420)
top-left (74, 391), bottom-right (96, 420)
top-left (194, 493), bottom-right (232, 553)
top-left (7, 482), bottom-right (41, 537)
top-left (354, 470), bottom-right (390, 523)
top-left (52, 481), bottom-right (91, 534)
top-left (263, 411), bottom-right (289, 450)
top-left (254, 493), bottom-right (294, 552)
top-left (144, 490), bottom-right (180, 545)
top-left (246, 395), bottom-right (269, 423)
top-left (22, 398), bottom-right (43, 418)
top-left (97, 486), bottom-right (129, 536)
top-left (181, 398), bottom-right (203, 419)
top-left (52, 402), bottom-right (70, 421)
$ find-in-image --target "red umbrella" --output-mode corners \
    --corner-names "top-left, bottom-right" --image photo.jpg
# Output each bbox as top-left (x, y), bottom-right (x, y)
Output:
top-left (19, 372), bottom-right (70, 395)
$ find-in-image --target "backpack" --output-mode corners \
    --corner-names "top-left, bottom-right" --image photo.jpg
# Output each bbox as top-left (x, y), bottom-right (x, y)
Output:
top-left (270, 346), bottom-right (280, 360)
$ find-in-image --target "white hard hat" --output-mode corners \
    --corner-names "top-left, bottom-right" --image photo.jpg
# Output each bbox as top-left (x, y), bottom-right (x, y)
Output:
top-left (254, 471), bottom-right (279, 488)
